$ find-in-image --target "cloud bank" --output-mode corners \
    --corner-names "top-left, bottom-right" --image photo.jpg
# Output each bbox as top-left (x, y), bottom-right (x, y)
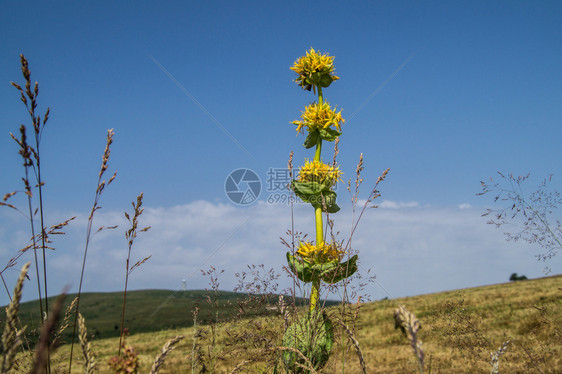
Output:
top-left (0, 199), bottom-right (558, 306)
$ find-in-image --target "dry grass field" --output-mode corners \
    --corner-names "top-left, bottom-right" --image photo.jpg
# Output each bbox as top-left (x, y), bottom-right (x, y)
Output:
top-left (15, 274), bottom-right (559, 373)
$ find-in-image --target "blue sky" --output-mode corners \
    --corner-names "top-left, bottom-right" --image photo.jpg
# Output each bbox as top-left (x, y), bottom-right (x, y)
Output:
top-left (1, 1), bottom-right (561, 305)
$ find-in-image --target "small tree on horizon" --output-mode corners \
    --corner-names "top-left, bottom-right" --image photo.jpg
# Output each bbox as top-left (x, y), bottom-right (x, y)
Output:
top-left (509, 273), bottom-right (528, 282)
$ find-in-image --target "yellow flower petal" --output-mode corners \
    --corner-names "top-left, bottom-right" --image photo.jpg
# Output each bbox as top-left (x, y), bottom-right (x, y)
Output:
top-left (297, 241), bottom-right (345, 263)
top-left (297, 160), bottom-right (343, 186)
top-left (290, 48), bottom-right (339, 91)
top-left (292, 102), bottom-right (344, 135)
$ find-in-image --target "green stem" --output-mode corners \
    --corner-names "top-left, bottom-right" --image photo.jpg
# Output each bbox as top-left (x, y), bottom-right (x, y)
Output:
top-left (310, 203), bottom-right (323, 315)
top-left (310, 278), bottom-right (320, 313)
top-left (310, 85), bottom-right (325, 314)
top-left (315, 206), bottom-right (324, 246)
top-left (314, 137), bottom-right (322, 162)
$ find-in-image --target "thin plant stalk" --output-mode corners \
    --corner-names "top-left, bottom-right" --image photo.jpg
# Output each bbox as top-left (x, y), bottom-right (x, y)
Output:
top-left (68, 129), bottom-right (116, 372)
top-left (28, 74), bottom-right (51, 372)
top-left (13, 55), bottom-right (52, 322)
top-left (24, 157), bottom-right (44, 322)
top-left (287, 151), bottom-right (299, 321)
top-left (10, 109), bottom-right (44, 328)
top-left (33, 120), bottom-right (49, 323)
top-left (0, 248), bottom-right (30, 303)
top-left (10, 55), bottom-right (51, 371)
top-left (191, 307), bottom-right (199, 374)
top-left (119, 193), bottom-right (150, 355)
top-left (118, 255), bottom-right (132, 355)
top-left (0, 275), bottom-right (10, 302)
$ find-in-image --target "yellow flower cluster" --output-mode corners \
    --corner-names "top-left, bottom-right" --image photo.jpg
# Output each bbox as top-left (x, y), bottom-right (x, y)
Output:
top-left (297, 241), bottom-right (345, 262)
top-left (297, 160), bottom-right (343, 186)
top-left (292, 101), bottom-right (344, 135)
top-left (290, 48), bottom-right (339, 91)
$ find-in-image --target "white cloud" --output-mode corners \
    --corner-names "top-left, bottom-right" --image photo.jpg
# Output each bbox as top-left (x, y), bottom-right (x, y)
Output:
top-left (1, 200), bottom-right (559, 306)
top-left (379, 200), bottom-right (420, 209)
top-left (458, 203), bottom-right (472, 210)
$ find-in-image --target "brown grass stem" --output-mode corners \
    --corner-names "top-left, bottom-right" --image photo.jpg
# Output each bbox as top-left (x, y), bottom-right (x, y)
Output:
top-left (337, 319), bottom-right (366, 374)
top-left (29, 291), bottom-right (65, 374)
top-left (68, 129), bottom-right (116, 372)
top-left (344, 166), bottom-right (389, 254)
top-left (11, 54), bottom-right (52, 322)
top-left (119, 192), bottom-right (150, 355)
top-left (10, 54), bottom-right (53, 372)
top-left (10, 124), bottom-right (45, 331)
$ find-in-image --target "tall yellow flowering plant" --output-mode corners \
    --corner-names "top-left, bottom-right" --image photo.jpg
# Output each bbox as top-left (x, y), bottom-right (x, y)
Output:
top-left (282, 48), bottom-right (358, 373)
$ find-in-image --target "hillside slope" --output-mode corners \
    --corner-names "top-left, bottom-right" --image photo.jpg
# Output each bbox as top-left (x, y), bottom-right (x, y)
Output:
top-left (355, 274), bottom-right (562, 373)
top-left (8, 276), bottom-right (562, 373)
top-left (10, 289), bottom-right (326, 342)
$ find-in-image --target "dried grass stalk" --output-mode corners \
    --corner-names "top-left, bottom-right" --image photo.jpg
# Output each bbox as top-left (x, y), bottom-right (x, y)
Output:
top-left (275, 346), bottom-right (318, 374)
top-left (230, 359), bottom-right (255, 373)
top-left (149, 335), bottom-right (184, 374)
top-left (332, 137), bottom-right (340, 167)
top-left (119, 192), bottom-right (151, 354)
top-left (52, 297), bottom-right (78, 347)
top-left (1, 262), bottom-right (30, 373)
top-left (78, 313), bottom-right (96, 374)
top-left (30, 292), bottom-right (65, 374)
top-left (394, 305), bottom-right (424, 373)
top-left (490, 340), bottom-right (510, 374)
top-left (70, 128), bottom-right (116, 372)
top-left (337, 319), bottom-right (366, 374)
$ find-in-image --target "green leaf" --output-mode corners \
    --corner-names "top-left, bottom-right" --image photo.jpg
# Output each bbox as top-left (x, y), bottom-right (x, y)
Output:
top-left (319, 74), bottom-right (336, 88)
top-left (321, 255), bottom-right (358, 283)
top-left (318, 127), bottom-right (341, 142)
top-left (286, 252), bottom-right (356, 285)
top-left (291, 181), bottom-right (340, 213)
top-left (286, 252), bottom-right (315, 283)
top-left (282, 312), bottom-right (334, 372)
top-left (291, 180), bottom-right (328, 195)
top-left (291, 181), bottom-right (327, 203)
top-left (303, 130), bottom-right (319, 149)
top-left (309, 190), bottom-right (340, 213)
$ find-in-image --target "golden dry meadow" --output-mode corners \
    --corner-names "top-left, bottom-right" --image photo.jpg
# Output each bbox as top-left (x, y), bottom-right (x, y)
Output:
top-left (12, 274), bottom-right (558, 373)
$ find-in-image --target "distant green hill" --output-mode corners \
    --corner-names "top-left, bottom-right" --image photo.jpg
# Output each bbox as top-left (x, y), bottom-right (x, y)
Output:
top-left (6, 289), bottom-right (337, 344)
